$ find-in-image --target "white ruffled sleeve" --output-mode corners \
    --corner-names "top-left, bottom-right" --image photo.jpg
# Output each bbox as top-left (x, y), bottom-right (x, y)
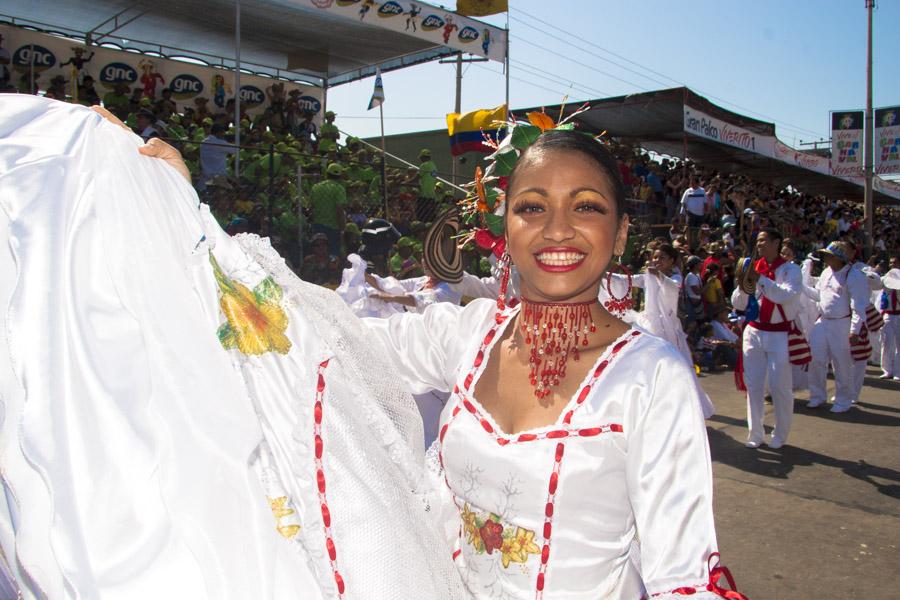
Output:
top-left (363, 301), bottom-right (469, 396)
top-left (625, 342), bottom-right (745, 599)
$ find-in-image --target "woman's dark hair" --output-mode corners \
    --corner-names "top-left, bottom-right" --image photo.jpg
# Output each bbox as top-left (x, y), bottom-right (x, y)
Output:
top-left (656, 243), bottom-right (679, 263)
top-left (505, 130), bottom-right (627, 219)
top-left (782, 238), bottom-right (797, 255)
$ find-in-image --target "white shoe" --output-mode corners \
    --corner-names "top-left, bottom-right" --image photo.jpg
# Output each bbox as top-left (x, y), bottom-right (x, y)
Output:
top-left (806, 399), bottom-right (825, 409)
top-left (830, 404), bottom-right (853, 414)
top-left (745, 440), bottom-right (762, 449)
top-left (879, 373), bottom-right (894, 379)
top-left (766, 437), bottom-right (785, 449)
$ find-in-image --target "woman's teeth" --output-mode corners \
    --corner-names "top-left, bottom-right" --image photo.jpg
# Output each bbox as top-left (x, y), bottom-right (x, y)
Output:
top-left (536, 251), bottom-right (585, 265)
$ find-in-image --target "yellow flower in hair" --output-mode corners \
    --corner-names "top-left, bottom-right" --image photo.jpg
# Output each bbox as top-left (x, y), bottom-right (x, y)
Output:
top-left (211, 253), bottom-right (292, 356)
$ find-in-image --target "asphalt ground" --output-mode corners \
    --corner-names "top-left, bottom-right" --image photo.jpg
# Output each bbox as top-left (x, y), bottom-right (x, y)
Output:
top-left (702, 365), bottom-right (899, 600)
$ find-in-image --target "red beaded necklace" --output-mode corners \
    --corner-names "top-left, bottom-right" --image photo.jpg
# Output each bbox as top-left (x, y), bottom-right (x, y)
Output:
top-left (519, 299), bottom-right (597, 399)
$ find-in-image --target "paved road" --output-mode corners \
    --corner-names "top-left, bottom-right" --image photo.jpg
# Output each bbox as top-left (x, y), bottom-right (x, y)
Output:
top-left (702, 366), bottom-right (899, 600)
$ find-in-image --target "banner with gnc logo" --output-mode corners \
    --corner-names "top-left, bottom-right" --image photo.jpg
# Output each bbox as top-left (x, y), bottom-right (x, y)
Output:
top-left (1, 23), bottom-right (323, 121)
top-left (306, 0), bottom-right (507, 64)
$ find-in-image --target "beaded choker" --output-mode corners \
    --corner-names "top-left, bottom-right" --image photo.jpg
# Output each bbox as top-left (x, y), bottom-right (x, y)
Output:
top-left (519, 299), bottom-right (597, 399)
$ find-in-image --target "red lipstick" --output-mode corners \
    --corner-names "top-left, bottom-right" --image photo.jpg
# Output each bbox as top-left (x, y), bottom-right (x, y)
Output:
top-left (533, 246), bottom-right (587, 273)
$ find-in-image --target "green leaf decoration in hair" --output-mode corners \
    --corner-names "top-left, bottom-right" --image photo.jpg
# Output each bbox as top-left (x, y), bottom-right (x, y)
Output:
top-left (492, 149), bottom-right (519, 177)
top-left (484, 187), bottom-right (500, 211)
top-left (484, 213), bottom-right (505, 237)
top-left (552, 123), bottom-right (576, 131)
top-left (510, 124), bottom-right (542, 150)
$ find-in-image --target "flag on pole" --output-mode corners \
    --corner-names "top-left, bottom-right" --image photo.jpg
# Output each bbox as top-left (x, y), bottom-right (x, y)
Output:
top-left (456, 0), bottom-right (508, 17)
top-left (367, 69), bottom-right (385, 110)
top-left (446, 105), bottom-right (507, 155)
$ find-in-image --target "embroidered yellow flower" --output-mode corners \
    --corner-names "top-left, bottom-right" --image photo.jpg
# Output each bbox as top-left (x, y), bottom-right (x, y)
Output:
top-left (500, 527), bottom-right (541, 568)
top-left (210, 253), bottom-right (291, 356)
top-left (268, 496), bottom-right (301, 539)
top-left (460, 504), bottom-right (539, 568)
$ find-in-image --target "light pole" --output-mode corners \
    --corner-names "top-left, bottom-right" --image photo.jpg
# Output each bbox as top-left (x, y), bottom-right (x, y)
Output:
top-left (864, 0), bottom-right (874, 254)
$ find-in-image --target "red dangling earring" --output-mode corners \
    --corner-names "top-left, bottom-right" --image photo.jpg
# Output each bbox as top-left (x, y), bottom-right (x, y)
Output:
top-left (496, 249), bottom-right (511, 311)
top-left (603, 256), bottom-right (633, 317)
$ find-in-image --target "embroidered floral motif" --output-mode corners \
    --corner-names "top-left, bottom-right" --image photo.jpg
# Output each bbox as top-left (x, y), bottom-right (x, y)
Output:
top-left (210, 253), bottom-right (292, 355)
top-left (461, 504), bottom-right (541, 568)
top-left (267, 496), bottom-right (301, 539)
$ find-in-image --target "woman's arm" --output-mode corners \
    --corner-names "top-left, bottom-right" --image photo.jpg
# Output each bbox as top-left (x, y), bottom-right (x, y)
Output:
top-left (626, 348), bottom-right (737, 598)
top-left (363, 302), bottom-right (468, 396)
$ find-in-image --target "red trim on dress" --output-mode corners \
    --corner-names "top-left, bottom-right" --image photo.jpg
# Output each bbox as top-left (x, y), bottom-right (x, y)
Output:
top-left (535, 441), bottom-right (565, 599)
top-left (459, 315), bottom-right (640, 445)
top-left (313, 359), bottom-right (346, 597)
top-left (442, 311), bottom-right (642, 594)
top-left (648, 553), bottom-right (748, 599)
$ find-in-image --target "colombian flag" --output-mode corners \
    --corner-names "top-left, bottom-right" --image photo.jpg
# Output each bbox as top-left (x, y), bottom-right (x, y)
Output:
top-left (446, 105), bottom-right (507, 156)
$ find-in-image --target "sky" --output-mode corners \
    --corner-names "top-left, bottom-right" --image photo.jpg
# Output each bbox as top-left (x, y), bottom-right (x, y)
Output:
top-left (327, 0), bottom-right (900, 151)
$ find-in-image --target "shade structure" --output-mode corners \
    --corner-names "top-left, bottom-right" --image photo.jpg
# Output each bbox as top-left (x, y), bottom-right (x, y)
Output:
top-left (1, 0), bottom-right (507, 87)
top-left (527, 87), bottom-right (899, 205)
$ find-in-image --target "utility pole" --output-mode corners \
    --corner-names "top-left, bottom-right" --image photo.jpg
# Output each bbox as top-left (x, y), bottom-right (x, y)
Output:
top-left (864, 0), bottom-right (875, 254)
top-left (440, 53), bottom-right (488, 186)
top-left (454, 52), bottom-right (462, 186)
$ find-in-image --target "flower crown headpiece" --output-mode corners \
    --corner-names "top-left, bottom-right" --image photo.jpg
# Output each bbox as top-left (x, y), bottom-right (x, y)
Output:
top-left (457, 102), bottom-right (601, 258)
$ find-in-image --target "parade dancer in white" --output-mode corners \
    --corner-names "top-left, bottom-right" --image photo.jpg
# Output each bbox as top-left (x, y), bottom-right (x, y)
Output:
top-left (731, 229), bottom-right (802, 449)
top-left (849, 256), bottom-right (882, 401)
top-left (805, 242), bottom-right (870, 413)
top-left (879, 267), bottom-right (900, 380)
top-left (366, 129), bottom-right (745, 599)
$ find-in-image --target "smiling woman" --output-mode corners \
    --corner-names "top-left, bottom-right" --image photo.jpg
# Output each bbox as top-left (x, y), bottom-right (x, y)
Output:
top-left (365, 127), bottom-right (749, 598)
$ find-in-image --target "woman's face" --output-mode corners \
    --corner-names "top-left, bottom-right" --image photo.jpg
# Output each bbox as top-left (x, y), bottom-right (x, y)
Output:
top-left (651, 249), bottom-right (674, 272)
top-left (505, 149), bottom-right (628, 303)
top-left (780, 245), bottom-right (795, 262)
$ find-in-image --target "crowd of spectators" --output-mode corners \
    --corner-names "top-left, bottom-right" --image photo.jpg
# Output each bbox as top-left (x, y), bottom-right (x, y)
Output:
top-left (613, 148), bottom-right (900, 371)
top-left (4, 72), bottom-right (897, 317)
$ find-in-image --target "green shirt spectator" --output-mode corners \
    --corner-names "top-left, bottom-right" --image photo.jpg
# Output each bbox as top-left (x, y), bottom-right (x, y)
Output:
top-left (102, 85), bottom-right (130, 117)
top-left (310, 165), bottom-right (347, 231)
top-left (319, 111), bottom-right (339, 153)
top-left (417, 149), bottom-right (437, 200)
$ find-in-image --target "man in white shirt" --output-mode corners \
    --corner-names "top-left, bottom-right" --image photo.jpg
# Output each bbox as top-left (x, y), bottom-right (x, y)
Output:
top-left (134, 109), bottom-right (159, 142)
top-left (200, 123), bottom-right (236, 189)
top-left (806, 242), bottom-right (871, 413)
top-left (680, 175), bottom-right (707, 229)
top-left (731, 229), bottom-right (802, 449)
top-left (879, 264), bottom-right (900, 380)
top-left (683, 256), bottom-right (703, 327)
top-left (847, 245), bottom-right (883, 401)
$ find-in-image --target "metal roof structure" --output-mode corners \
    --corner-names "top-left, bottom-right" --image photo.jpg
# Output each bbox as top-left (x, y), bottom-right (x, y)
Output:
top-left (1, 0), bottom-right (502, 87)
top-left (532, 87), bottom-right (900, 205)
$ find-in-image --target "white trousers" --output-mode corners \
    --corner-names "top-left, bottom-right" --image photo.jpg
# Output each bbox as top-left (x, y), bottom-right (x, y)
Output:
top-left (882, 316), bottom-right (900, 376)
top-left (791, 364), bottom-right (808, 391)
top-left (869, 328), bottom-right (882, 366)
top-left (809, 317), bottom-right (854, 409)
top-left (851, 358), bottom-right (867, 402)
top-left (742, 327), bottom-right (793, 444)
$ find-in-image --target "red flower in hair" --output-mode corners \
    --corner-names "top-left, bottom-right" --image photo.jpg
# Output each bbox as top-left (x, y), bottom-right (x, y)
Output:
top-left (474, 229), bottom-right (506, 258)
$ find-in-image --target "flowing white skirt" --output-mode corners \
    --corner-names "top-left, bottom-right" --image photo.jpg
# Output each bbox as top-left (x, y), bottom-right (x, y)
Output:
top-left (0, 97), bottom-right (464, 599)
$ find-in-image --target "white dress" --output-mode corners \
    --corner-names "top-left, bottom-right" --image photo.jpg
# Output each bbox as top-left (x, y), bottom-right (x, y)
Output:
top-left (0, 96), bottom-right (465, 600)
top-left (366, 300), bottom-right (731, 599)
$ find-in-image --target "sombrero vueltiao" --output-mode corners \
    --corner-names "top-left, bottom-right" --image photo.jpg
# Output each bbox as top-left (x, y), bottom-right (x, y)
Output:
top-left (735, 257), bottom-right (757, 295)
top-left (423, 208), bottom-right (463, 284)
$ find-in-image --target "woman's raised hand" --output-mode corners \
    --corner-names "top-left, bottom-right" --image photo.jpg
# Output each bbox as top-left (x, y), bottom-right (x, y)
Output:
top-left (91, 106), bottom-right (192, 185)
